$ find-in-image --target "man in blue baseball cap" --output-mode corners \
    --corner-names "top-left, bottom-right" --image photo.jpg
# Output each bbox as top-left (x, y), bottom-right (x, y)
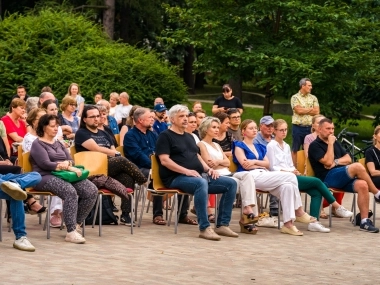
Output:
top-left (153, 104), bottom-right (168, 135)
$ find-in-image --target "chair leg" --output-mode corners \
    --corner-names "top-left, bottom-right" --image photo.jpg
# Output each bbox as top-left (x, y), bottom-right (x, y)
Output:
top-left (277, 201), bottom-right (281, 229)
top-left (168, 195), bottom-right (176, 227)
top-left (214, 194), bottom-right (219, 229)
top-left (304, 194), bottom-right (308, 213)
top-left (130, 194), bottom-right (134, 235)
top-left (146, 200), bottom-right (151, 213)
top-left (329, 204), bottom-right (332, 228)
top-left (264, 194), bottom-right (269, 209)
top-left (373, 197), bottom-right (376, 227)
top-left (93, 195), bottom-right (101, 228)
top-left (352, 194), bottom-right (356, 227)
top-left (45, 196), bottom-right (51, 239)
top-left (174, 193), bottom-right (178, 234)
top-left (99, 194), bottom-right (103, 237)
top-left (138, 187), bottom-right (147, 227)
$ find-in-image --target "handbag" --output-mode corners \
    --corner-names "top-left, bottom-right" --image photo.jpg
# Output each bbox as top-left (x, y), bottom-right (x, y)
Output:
top-left (51, 165), bottom-right (89, 183)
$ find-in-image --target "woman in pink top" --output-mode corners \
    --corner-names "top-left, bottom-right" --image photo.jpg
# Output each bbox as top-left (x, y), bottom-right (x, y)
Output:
top-left (1, 99), bottom-right (27, 158)
top-left (303, 114), bottom-right (344, 219)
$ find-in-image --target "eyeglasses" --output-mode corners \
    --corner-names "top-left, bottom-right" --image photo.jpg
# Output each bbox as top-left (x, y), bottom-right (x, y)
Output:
top-left (87, 115), bottom-right (100, 119)
top-left (69, 103), bottom-right (77, 107)
top-left (276, 128), bottom-right (288, 132)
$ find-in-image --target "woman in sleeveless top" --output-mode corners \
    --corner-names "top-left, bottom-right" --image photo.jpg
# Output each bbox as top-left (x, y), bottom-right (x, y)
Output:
top-left (198, 117), bottom-right (259, 234)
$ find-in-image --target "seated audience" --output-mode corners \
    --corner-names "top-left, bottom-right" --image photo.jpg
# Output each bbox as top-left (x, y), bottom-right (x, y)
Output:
top-left (266, 119), bottom-right (353, 233)
top-left (156, 104), bottom-right (238, 241)
top-left (309, 118), bottom-right (380, 233)
top-left (226, 108), bottom-right (242, 141)
top-left (109, 92), bottom-right (119, 117)
top-left (192, 101), bottom-right (203, 113)
top-left (198, 117), bottom-right (259, 233)
top-left (0, 171), bottom-right (42, 251)
top-left (94, 92), bottom-right (103, 104)
top-left (22, 108), bottom-right (63, 227)
top-left (74, 105), bottom-right (147, 226)
top-left (303, 114), bottom-right (343, 219)
top-left (59, 96), bottom-right (80, 142)
top-left (193, 109), bottom-right (206, 139)
top-left (114, 92), bottom-right (133, 125)
top-left (97, 104), bottom-right (118, 147)
top-left (185, 112), bottom-right (200, 144)
top-left (66, 83), bottom-right (85, 117)
top-left (212, 112), bottom-right (233, 157)
top-left (96, 99), bottom-right (120, 135)
top-left (30, 114), bottom-right (98, 243)
top-left (119, 105), bottom-right (141, 146)
top-left (233, 119), bottom-right (316, 236)
top-left (12, 85), bottom-right (29, 101)
top-left (153, 104), bottom-right (168, 135)
top-left (42, 99), bottom-right (71, 144)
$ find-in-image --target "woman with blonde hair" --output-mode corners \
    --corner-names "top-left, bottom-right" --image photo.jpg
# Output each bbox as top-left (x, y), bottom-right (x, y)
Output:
top-left (119, 105), bottom-right (141, 146)
top-left (192, 101), bottom-right (203, 112)
top-left (66, 83), bottom-right (85, 117)
top-left (109, 92), bottom-right (119, 117)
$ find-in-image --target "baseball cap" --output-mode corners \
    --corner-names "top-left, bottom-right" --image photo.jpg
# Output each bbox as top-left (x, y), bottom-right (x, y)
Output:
top-left (260, 116), bottom-right (274, 125)
top-left (154, 104), bottom-right (167, 112)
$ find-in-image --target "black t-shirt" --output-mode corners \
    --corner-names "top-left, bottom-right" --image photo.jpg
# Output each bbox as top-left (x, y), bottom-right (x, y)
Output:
top-left (155, 129), bottom-right (204, 187)
top-left (213, 96), bottom-right (243, 110)
top-left (365, 146), bottom-right (380, 174)
top-left (74, 128), bottom-right (114, 153)
top-left (308, 136), bottom-right (348, 181)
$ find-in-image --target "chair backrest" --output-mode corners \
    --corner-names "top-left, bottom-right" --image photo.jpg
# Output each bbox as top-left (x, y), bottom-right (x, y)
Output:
top-left (305, 158), bottom-right (315, 176)
top-left (296, 150), bottom-right (305, 174)
top-left (116, 145), bottom-right (124, 157)
top-left (358, 157), bottom-right (368, 172)
top-left (228, 156), bottom-right (237, 172)
top-left (151, 155), bottom-right (165, 190)
top-left (114, 134), bottom-right (120, 146)
top-left (70, 145), bottom-right (77, 158)
top-left (17, 144), bottom-right (23, 168)
top-left (74, 151), bottom-right (107, 176)
top-left (22, 152), bottom-right (33, 173)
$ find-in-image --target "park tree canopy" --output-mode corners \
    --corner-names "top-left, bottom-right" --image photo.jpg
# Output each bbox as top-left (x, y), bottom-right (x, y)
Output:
top-left (162, 0), bottom-right (380, 123)
top-left (0, 8), bottom-right (187, 107)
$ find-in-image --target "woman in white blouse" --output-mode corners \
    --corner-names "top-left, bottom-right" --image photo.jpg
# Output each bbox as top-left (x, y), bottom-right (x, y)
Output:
top-left (198, 117), bottom-right (259, 234)
top-left (266, 119), bottom-right (353, 233)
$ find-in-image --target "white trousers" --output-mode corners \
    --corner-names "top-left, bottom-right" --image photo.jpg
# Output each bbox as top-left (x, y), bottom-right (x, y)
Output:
top-left (248, 170), bottom-right (302, 223)
top-left (232, 172), bottom-right (258, 216)
top-left (50, 196), bottom-right (63, 215)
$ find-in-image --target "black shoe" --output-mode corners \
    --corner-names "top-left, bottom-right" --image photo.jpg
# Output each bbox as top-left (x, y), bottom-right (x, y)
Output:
top-left (269, 208), bottom-right (279, 217)
top-left (359, 219), bottom-right (379, 233)
top-left (120, 213), bottom-right (135, 227)
top-left (375, 195), bottom-right (380, 204)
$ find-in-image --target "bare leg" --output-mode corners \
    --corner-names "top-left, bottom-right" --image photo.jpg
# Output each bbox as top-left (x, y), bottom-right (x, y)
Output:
top-left (354, 180), bottom-right (369, 219)
top-left (347, 163), bottom-right (379, 195)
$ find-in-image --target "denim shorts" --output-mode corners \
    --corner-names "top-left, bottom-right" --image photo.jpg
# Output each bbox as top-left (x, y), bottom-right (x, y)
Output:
top-left (291, 124), bottom-right (311, 152)
top-left (323, 166), bottom-right (356, 193)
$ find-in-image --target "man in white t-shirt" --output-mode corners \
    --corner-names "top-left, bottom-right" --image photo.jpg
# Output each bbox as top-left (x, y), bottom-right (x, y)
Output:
top-left (114, 92), bottom-right (133, 124)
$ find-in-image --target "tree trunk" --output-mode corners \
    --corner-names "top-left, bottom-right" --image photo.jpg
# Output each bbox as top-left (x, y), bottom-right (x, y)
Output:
top-left (183, 45), bottom-right (195, 94)
top-left (119, 3), bottom-right (130, 43)
top-left (263, 82), bottom-right (274, 116)
top-left (103, 0), bottom-right (115, 39)
top-left (194, 72), bottom-right (205, 89)
top-left (228, 77), bottom-right (242, 101)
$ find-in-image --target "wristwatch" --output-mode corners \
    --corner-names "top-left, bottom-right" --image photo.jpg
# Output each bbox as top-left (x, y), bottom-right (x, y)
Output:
top-left (115, 151), bottom-right (121, 157)
top-left (334, 159), bottom-right (339, 166)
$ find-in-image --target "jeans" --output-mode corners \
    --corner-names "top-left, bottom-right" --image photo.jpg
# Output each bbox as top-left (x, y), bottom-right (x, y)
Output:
top-left (0, 190), bottom-right (26, 239)
top-left (170, 175), bottom-right (237, 231)
top-left (0, 172), bottom-right (42, 189)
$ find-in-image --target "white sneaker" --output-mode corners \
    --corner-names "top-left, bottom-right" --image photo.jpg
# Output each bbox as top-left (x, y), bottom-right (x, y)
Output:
top-left (65, 230), bottom-right (86, 244)
top-left (307, 221), bottom-right (330, 233)
top-left (1, 181), bottom-right (27, 201)
top-left (13, 236), bottom-right (36, 252)
top-left (334, 206), bottom-right (353, 218)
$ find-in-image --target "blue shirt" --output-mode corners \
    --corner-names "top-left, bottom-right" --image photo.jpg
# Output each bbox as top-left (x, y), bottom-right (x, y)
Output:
top-left (232, 141), bottom-right (267, 172)
top-left (124, 126), bottom-right (158, 169)
top-left (253, 131), bottom-right (273, 146)
top-left (107, 115), bottom-right (120, 135)
top-left (153, 120), bottom-right (168, 135)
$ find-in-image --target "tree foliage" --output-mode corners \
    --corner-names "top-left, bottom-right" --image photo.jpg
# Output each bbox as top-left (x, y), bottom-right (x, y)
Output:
top-left (162, 0), bottom-right (380, 123)
top-left (0, 8), bottom-right (187, 106)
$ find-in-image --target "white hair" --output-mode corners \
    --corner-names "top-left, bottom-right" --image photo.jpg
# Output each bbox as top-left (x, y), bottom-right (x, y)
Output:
top-left (168, 104), bottom-right (189, 119)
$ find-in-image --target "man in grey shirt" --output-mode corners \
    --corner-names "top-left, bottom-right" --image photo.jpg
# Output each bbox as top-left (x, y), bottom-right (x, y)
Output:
top-left (253, 116), bottom-right (279, 216)
top-left (227, 108), bottom-right (242, 141)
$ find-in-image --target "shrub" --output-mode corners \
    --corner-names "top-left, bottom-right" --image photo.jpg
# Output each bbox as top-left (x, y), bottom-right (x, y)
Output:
top-left (0, 8), bottom-right (186, 107)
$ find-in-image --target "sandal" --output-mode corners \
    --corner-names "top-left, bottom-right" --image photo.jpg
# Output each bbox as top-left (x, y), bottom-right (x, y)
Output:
top-left (208, 214), bottom-right (215, 223)
top-left (27, 201), bottom-right (47, 215)
top-left (239, 222), bottom-right (258, 234)
top-left (153, 216), bottom-right (167, 226)
top-left (163, 201), bottom-right (172, 210)
top-left (178, 216), bottom-right (198, 225)
top-left (280, 225), bottom-right (303, 236)
top-left (295, 213), bottom-right (317, 224)
top-left (241, 213), bottom-right (259, 225)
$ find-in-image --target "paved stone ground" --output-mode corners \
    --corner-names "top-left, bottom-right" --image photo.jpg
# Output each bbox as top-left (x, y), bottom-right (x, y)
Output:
top-left (0, 194), bottom-right (379, 285)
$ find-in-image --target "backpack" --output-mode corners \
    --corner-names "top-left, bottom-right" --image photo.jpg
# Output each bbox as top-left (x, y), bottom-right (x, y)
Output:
top-left (352, 210), bottom-right (373, 226)
top-left (85, 195), bottom-right (119, 225)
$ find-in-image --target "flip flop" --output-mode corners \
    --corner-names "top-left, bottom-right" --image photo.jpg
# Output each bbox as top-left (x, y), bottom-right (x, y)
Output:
top-left (178, 216), bottom-right (198, 225)
top-left (153, 216), bottom-right (167, 226)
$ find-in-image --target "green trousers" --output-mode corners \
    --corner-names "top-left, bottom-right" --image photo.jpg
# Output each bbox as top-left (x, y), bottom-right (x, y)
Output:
top-left (297, 176), bottom-right (336, 219)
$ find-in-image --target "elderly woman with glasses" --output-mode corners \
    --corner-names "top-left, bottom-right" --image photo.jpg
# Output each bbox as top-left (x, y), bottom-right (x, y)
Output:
top-left (212, 84), bottom-right (243, 115)
top-left (96, 99), bottom-right (120, 135)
